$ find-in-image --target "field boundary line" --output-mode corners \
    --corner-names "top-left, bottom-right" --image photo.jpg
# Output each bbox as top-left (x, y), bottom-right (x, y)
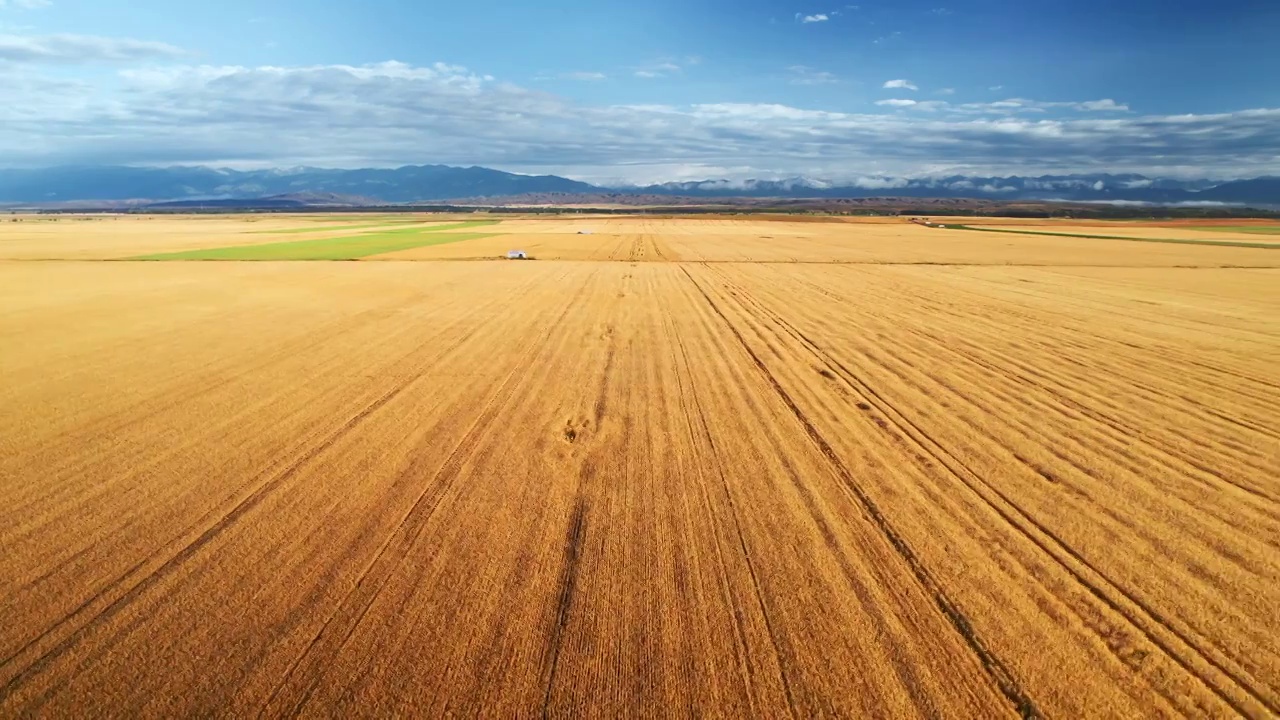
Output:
top-left (946, 224), bottom-right (1280, 250)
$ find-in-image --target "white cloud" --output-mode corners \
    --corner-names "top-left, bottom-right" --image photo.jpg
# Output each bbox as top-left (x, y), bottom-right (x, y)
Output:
top-left (947, 97), bottom-right (1130, 114)
top-left (798, 13), bottom-right (829, 23)
top-left (788, 65), bottom-right (838, 85)
top-left (633, 60), bottom-right (682, 78)
top-left (989, 85), bottom-right (1004, 91)
top-left (937, 88), bottom-right (955, 95)
top-left (876, 99), bottom-right (917, 107)
top-left (883, 79), bottom-right (918, 91)
top-left (1077, 99), bottom-right (1128, 112)
top-left (930, 7), bottom-right (953, 15)
top-left (1, 60), bottom-right (1277, 181)
top-left (0, 33), bottom-right (184, 63)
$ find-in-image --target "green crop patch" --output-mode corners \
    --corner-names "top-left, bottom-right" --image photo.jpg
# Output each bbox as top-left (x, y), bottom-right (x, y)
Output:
top-left (132, 220), bottom-right (501, 260)
top-left (946, 225), bottom-right (1279, 250)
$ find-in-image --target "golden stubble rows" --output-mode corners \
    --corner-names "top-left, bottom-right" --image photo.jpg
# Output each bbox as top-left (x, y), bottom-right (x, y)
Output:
top-left (1, 215), bottom-right (1277, 717)
top-left (378, 217), bottom-right (1280, 265)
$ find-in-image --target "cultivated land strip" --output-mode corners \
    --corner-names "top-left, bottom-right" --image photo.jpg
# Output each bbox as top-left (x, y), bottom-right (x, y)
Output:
top-left (130, 221), bottom-right (500, 260)
top-left (690, 263), bottom-right (1278, 716)
top-left (1, 216), bottom-right (1277, 716)
top-left (948, 224), bottom-right (1280, 250)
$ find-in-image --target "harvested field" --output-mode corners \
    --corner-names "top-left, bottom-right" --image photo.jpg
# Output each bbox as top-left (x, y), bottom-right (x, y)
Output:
top-left (1, 215), bottom-right (1278, 717)
top-left (379, 217), bottom-right (1280, 266)
top-left (962, 223), bottom-right (1280, 247)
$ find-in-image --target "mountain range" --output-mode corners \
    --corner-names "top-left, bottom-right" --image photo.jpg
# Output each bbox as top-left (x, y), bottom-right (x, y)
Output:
top-left (0, 165), bottom-right (1277, 207)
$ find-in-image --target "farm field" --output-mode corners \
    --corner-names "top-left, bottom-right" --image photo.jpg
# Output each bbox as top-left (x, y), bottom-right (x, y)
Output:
top-left (0, 215), bottom-right (476, 259)
top-left (133, 221), bottom-right (501, 260)
top-left (958, 223), bottom-right (1280, 247)
top-left (1, 215), bottom-right (1278, 717)
top-left (375, 217), bottom-right (1280, 266)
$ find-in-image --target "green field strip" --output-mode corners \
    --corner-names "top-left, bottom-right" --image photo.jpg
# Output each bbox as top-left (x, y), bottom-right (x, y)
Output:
top-left (132, 221), bottom-right (500, 260)
top-left (950, 225), bottom-right (1279, 250)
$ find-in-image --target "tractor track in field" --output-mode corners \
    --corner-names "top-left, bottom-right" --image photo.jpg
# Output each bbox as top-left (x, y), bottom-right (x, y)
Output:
top-left (680, 265), bottom-right (1042, 719)
top-left (261, 269), bottom-right (597, 716)
top-left (541, 496), bottom-right (588, 719)
top-left (0, 270), bottom-right (564, 705)
top-left (659, 283), bottom-right (774, 717)
top-left (664, 287), bottom-right (801, 719)
top-left (780, 267), bottom-right (1279, 507)
top-left (1, 368), bottom-right (418, 705)
top-left (698, 264), bottom-right (1276, 717)
top-left (4, 222), bottom-right (1277, 716)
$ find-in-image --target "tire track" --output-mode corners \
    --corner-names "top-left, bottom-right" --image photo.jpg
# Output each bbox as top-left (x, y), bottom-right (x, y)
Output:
top-left (761, 267), bottom-right (1279, 499)
top-left (1, 269), bottom-right (557, 700)
top-left (1, 271), bottom-right (547, 596)
top-left (706, 265), bottom-right (1276, 717)
top-left (541, 496), bottom-right (587, 719)
top-left (660, 282), bottom-right (792, 717)
top-left (679, 265), bottom-right (1040, 719)
top-left (259, 267), bottom-right (596, 716)
top-left (0, 368), bottom-right (418, 702)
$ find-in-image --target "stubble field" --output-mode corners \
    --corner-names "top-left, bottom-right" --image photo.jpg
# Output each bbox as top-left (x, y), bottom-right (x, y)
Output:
top-left (1, 215), bottom-right (1278, 717)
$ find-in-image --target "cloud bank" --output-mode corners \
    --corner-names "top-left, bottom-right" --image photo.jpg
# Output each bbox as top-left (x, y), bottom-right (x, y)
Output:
top-left (1, 57), bottom-right (1278, 182)
top-left (0, 33), bottom-right (184, 62)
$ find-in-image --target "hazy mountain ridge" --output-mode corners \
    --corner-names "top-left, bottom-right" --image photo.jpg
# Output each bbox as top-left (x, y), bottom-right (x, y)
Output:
top-left (0, 165), bottom-right (1276, 206)
top-left (0, 165), bottom-right (597, 204)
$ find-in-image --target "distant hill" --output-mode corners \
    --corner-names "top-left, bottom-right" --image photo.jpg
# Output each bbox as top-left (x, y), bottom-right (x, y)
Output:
top-left (0, 165), bottom-right (1276, 207)
top-left (1195, 177), bottom-right (1280, 204)
top-left (0, 165), bottom-right (596, 205)
top-left (147, 192), bottom-right (379, 209)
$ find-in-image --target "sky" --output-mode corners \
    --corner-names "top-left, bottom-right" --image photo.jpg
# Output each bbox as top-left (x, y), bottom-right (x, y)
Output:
top-left (1, 0), bottom-right (1278, 183)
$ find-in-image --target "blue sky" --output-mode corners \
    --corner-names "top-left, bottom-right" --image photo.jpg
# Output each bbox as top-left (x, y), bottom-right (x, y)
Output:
top-left (1, 0), bottom-right (1278, 181)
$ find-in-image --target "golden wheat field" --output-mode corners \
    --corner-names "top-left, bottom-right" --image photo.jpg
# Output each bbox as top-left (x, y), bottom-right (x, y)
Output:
top-left (1, 214), bottom-right (1278, 717)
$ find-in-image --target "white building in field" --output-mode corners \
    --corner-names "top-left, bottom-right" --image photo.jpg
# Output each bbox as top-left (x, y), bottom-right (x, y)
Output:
top-left (507, 250), bottom-right (528, 259)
